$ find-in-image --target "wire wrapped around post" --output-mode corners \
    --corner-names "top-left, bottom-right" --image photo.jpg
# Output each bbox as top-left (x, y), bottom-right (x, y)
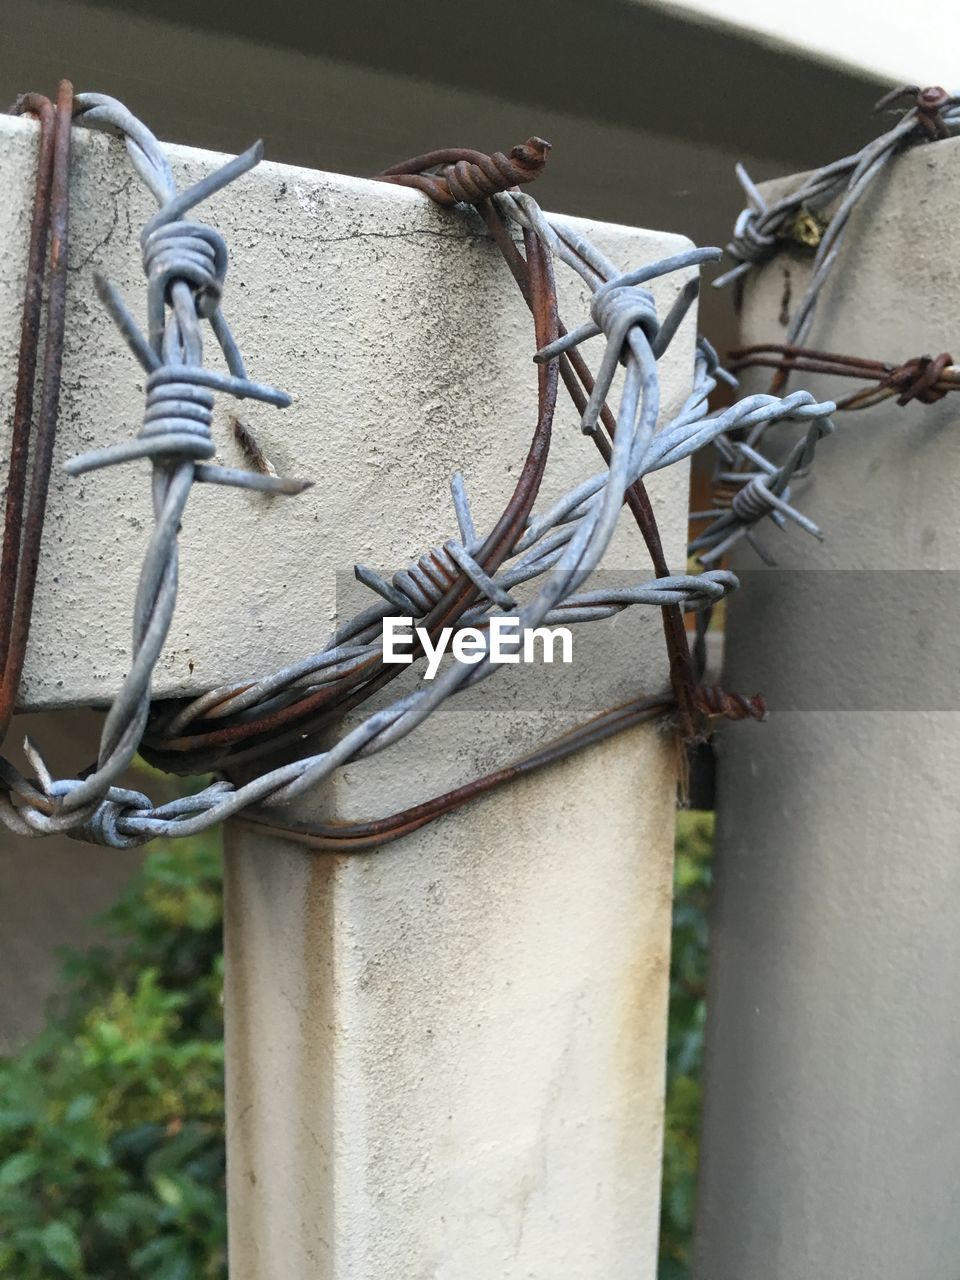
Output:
top-left (0, 94), bottom-right (835, 848)
top-left (691, 83), bottom-right (960, 567)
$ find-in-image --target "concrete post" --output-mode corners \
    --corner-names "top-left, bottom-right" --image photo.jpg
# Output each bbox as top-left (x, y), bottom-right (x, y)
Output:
top-left (224, 726), bottom-right (677, 1278)
top-left (1, 115), bottom-right (698, 1275)
top-left (695, 137), bottom-right (960, 1278)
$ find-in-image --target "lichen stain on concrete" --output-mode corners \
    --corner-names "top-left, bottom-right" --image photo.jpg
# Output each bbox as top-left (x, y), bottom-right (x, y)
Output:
top-left (616, 945), bottom-right (671, 1090)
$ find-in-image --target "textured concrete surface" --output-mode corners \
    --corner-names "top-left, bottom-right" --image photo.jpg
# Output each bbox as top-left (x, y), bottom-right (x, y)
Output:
top-left (695, 137), bottom-right (960, 1279)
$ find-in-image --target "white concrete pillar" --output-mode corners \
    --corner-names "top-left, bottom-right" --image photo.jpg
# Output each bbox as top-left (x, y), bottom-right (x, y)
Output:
top-left (695, 137), bottom-right (960, 1277)
top-left (224, 726), bottom-right (676, 1278)
top-left (1, 115), bottom-right (699, 1275)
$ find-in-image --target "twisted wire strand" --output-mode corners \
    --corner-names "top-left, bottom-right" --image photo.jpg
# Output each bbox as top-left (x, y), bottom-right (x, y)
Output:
top-left (693, 685), bottom-right (766, 721)
top-left (728, 344), bottom-right (960, 412)
top-left (0, 99), bottom-right (835, 845)
top-left (19, 95), bottom-right (300, 818)
top-left (160, 205), bottom-right (828, 764)
top-left (689, 420), bottom-right (833, 564)
top-left (147, 207), bottom-right (830, 763)
top-left (715, 87), bottom-right (960, 308)
top-left (377, 138), bottom-right (551, 205)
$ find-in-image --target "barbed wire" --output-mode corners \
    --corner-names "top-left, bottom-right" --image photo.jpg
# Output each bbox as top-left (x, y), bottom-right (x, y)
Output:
top-left (689, 418), bottom-right (832, 564)
top-left (688, 84), bottom-right (960, 567)
top-left (727, 344), bottom-right (960, 412)
top-left (714, 84), bottom-right (960, 334)
top-left (0, 93), bottom-right (834, 847)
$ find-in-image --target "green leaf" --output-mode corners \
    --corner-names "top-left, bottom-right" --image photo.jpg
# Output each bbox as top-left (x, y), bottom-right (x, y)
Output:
top-left (145, 1126), bottom-right (210, 1176)
top-left (658, 1255), bottom-right (690, 1280)
top-left (152, 1250), bottom-right (194, 1280)
top-left (111, 1123), bottom-right (167, 1163)
top-left (132, 1234), bottom-right (193, 1277)
top-left (0, 1150), bottom-right (40, 1188)
top-left (97, 1190), bottom-right (162, 1237)
top-left (64, 1095), bottom-right (96, 1124)
top-left (39, 1220), bottom-right (82, 1275)
top-left (660, 809), bottom-right (714, 1273)
top-left (0, 832), bottom-right (227, 1277)
top-left (152, 1173), bottom-right (184, 1209)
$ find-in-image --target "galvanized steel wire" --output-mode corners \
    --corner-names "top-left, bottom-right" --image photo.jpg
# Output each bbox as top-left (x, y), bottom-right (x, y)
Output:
top-left (0, 94), bottom-right (835, 847)
top-left (693, 84), bottom-right (960, 563)
top-left (714, 85), bottom-right (960, 341)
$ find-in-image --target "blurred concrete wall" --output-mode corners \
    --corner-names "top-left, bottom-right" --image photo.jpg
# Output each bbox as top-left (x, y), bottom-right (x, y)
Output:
top-left (666, 0), bottom-right (960, 91)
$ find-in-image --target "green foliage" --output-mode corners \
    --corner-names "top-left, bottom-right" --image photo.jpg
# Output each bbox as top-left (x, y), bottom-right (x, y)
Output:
top-left (0, 834), bottom-right (227, 1279)
top-left (659, 809), bottom-right (714, 1280)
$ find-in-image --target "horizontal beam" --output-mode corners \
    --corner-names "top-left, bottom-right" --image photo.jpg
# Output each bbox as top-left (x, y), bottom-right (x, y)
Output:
top-left (79, 0), bottom-right (887, 167)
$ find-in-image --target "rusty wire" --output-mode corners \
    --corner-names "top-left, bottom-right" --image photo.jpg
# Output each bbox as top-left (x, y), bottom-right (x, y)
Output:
top-left (0, 80), bottom-right (73, 741)
top-left (0, 96), bottom-right (824, 849)
top-left (378, 137), bottom-right (551, 205)
top-left (729, 344), bottom-right (960, 411)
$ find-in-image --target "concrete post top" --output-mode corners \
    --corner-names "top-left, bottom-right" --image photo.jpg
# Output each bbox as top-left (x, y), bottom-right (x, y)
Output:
top-left (1, 97), bottom-right (836, 843)
top-left (0, 109), bottom-right (700, 713)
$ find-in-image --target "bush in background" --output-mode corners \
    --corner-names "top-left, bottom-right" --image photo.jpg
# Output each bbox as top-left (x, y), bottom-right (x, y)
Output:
top-left (0, 811), bottom-right (715, 1278)
top-left (659, 809), bottom-right (714, 1279)
top-left (0, 834), bottom-right (226, 1279)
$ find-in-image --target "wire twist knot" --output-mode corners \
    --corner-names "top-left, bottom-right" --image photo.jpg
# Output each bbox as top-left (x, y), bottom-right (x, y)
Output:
top-left (875, 84), bottom-right (960, 140)
top-left (886, 352), bottom-right (954, 405)
top-left (142, 219), bottom-right (227, 320)
top-left (358, 537), bottom-right (516, 617)
top-left (75, 791), bottom-right (153, 849)
top-left (730, 472), bottom-right (795, 523)
top-left (444, 139), bottom-right (551, 203)
top-left (64, 141), bottom-right (295, 482)
top-left (139, 371), bottom-right (216, 462)
top-left (690, 415), bottom-right (833, 565)
top-left (694, 685), bottom-right (767, 722)
top-left (534, 247), bottom-right (718, 438)
top-left (590, 276), bottom-right (660, 348)
top-left (728, 203), bottom-right (778, 269)
top-left (377, 138), bottom-right (551, 206)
